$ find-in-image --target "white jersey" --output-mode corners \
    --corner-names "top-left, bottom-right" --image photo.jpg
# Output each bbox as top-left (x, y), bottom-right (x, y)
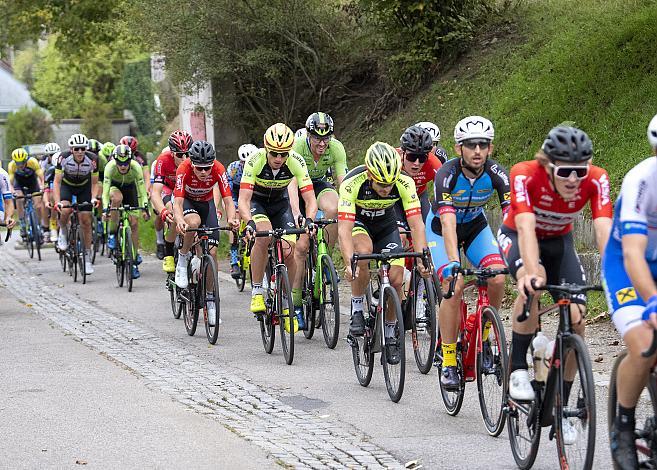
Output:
top-left (0, 167), bottom-right (12, 199)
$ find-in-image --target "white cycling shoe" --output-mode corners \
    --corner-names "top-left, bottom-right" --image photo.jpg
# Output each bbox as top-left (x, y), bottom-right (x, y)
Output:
top-left (509, 369), bottom-right (535, 401)
top-left (175, 257), bottom-right (189, 289)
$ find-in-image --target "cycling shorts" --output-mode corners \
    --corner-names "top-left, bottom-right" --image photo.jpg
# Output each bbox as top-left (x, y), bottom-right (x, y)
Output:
top-left (182, 198), bottom-right (220, 245)
top-left (353, 217), bottom-right (404, 267)
top-left (251, 196), bottom-right (297, 244)
top-left (602, 243), bottom-right (657, 337)
top-left (395, 191), bottom-right (430, 230)
top-left (497, 224), bottom-right (586, 305)
top-left (426, 211), bottom-right (503, 281)
top-left (110, 182), bottom-right (139, 208)
top-left (61, 181), bottom-right (93, 212)
top-left (14, 175), bottom-right (40, 195)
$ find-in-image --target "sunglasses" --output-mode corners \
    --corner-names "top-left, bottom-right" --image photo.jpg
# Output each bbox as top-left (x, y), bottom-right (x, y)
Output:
top-left (405, 153), bottom-right (428, 163)
top-left (194, 165), bottom-right (213, 172)
top-left (173, 151), bottom-right (188, 158)
top-left (116, 160), bottom-right (131, 166)
top-left (269, 151), bottom-right (289, 158)
top-left (72, 147), bottom-right (86, 152)
top-left (461, 140), bottom-right (491, 150)
top-left (549, 163), bottom-right (589, 180)
top-left (310, 135), bottom-right (331, 143)
top-left (373, 180), bottom-right (395, 189)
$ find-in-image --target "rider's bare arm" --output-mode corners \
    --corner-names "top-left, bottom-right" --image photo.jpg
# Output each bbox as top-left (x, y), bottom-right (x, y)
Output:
top-left (439, 211), bottom-right (459, 263)
top-left (593, 217), bottom-right (613, 254)
top-left (238, 187), bottom-right (253, 222)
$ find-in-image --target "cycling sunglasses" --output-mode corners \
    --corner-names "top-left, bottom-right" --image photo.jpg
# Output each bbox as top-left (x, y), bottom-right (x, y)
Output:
top-left (194, 165), bottom-right (213, 172)
top-left (461, 139), bottom-right (491, 150)
top-left (310, 135), bottom-right (331, 143)
top-left (72, 147), bottom-right (86, 152)
top-left (549, 163), bottom-right (589, 179)
top-left (173, 151), bottom-right (188, 158)
top-left (269, 151), bottom-right (289, 158)
top-left (405, 153), bottom-right (428, 163)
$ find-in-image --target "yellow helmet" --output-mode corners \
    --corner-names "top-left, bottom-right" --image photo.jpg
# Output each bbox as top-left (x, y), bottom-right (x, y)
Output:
top-left (263, 123), bottom-right (295, 152)
top-left (11, 148), bottom-right (29, 163)
top-left (365, 142), bottom-right (401, 184)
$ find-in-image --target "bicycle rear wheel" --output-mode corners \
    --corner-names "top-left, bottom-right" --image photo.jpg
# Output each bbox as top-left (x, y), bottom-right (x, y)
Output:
top-left (554, 334), bottom-right (596, 470)
top-left (436, 326), bottom-right (465, 415)
top-left (302, 252), bottom-right (316, 340)
top-left (411, 271), bottom-right (437, 374)
top-left (202, 255), bottom-right (221, 345)
top-left (319, 254), bottom-right (340, 349)
top-left (381, 285), bottom-right (405, 403)
top-left (260, 262), bottom-right (275, 354)
top-left (277, 266), bottom-right (295, 365)
top-left (183, 285), bottom-right (199, 336)
top-left (476, 306), bottom-right (508, 437)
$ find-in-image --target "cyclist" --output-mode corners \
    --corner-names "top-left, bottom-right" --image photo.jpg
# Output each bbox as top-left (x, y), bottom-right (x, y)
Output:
top-left (173, 140), bottom-right (237, 327)
top-left (290, 112), bottom-right (347, 327)
top-left (151, 130), bottom-right (193, 274)
top-left (0, 163), bottom-right (15, 230)
top-left (239, 123), bottom-right (317, 333)
top-left (415, 121), bottom-right (448, 164)
top-left (339, 142), bottom-right (430, 364)
top-left (226, 143), bottom-right (258, 278)
top-left (53, 133), bottom-right (99, 275)
top-left (498, 126), bottom-right (612, 422)
top-left (103, 145), bottom-right (150, 279)
top-left (426, 116), bottom-right (510, 389)
top-left (119, 135), bottom-right (151, 194)
top-left (8, 148), bottom-right (45, 243)
top-left (42, 142), bottom-right (60, 242)
top-left (604, 114), bottom-right (657, 469)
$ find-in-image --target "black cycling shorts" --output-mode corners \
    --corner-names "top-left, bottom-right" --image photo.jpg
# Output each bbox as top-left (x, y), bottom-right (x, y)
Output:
top-left (395, 191), bottom-right (430, 230)
top-left (14, 175), bottom-right (40, 195)
top-left (251, 196), bottom-right (296, 230)
top-left (182, 198), bottom-right (220, 245)
top-left (60, 181), bottom-right (93, 212)
top-left (353, 217), bottom-right (404, 256)
top-left (298, 179), bottom-right (336, 216)
top-left (111, 182), bottom-right (139, 208)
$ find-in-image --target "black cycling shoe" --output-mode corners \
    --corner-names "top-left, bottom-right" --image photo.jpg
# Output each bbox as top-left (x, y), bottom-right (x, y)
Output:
top-left (230, 263), bottom-right (241, 279)
top-left (385, 339), bottom-right (400, 365)
top-left (441, 366), bottom-right (460, 391)
top-left (349, 311), bottom-right (365, 336)
top-left (156, 243), bottom-right (165, 260)
top-left (481, 340), bottom-right (495, 374)
top-left (610, 418), bottom-right (638, 470)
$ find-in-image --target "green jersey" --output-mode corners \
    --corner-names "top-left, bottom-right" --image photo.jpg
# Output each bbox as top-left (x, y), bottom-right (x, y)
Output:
top-left (102, 160), bottom-right (148, 208)
top-left (292, 137), bottom-right (348, 182)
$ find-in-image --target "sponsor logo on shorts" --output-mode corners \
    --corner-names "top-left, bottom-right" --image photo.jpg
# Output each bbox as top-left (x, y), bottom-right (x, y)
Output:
top-left (385, 243), bottom-right (399, 249)
top-left (616, 287), bottom-right (637, 304)
top-left (442, 193), bottom-right (452, 202)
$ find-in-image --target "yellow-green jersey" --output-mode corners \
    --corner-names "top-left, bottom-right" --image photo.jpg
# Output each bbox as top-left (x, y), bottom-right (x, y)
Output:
top-left (338, 165), bottom-right (421, 224)
top-left (292, 137), bottom-right (348, 182)
top-left (240, 148), bottom-right (313, 201)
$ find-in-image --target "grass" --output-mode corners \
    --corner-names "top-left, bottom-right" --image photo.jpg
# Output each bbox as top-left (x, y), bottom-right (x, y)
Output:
top-left (137, 218), bottom-right (231, 259)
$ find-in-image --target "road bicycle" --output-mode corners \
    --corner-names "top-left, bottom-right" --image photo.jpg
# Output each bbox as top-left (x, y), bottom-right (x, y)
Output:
top-left (347, 249), bottom-right (431, 403)
top-left (166, 234), bottom-right (183, 319)
top-left (91, 205), bottom-right (106, 263)
top-left (299, 218), bottom-right (340, 349)
top-left (58, 201), bottom-right (93, 284)
top-left (506, 281), bottom-right (601, 470)
top-left (107, 205), bottom-right (145, 292)
top-left (435, 267), bottom-right (509, 436)
top-left (15, 188), bottom-right (43, 260)
top-left (251, 226), bottom-right (308, 365)
top-left (178, 226), bottom-right (231, 345)
top-left (234, 220), bottom-right (251, 292)
top-left (608, 327), bottom-right (657, 469)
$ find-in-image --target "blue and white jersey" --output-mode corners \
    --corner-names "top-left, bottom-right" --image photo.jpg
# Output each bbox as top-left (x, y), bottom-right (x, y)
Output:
top-left (226, 160), bottom-right (244, 195)
top-left (0, 167), bottom-right (13, 214)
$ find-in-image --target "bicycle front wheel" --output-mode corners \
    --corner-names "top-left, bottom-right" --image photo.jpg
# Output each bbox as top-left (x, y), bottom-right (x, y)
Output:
top-left (319, 254), bottom-right (340, 349)
top-left (436, 325), bottom-right (465, 415)
top-left (302, 253), bottom-right (316, 340)
top-left (202, 255), bottom-right (220, 345)
top-left (476, 306), bottom-right (508, 437)
top-left (25, 217), bottom-right (34, 259)
top-left (411, 271), bottom-right (437, 374)
top-left (125, 230), bottom-right (134, 292)
top-left (351, 284), bottom-right (374, 387)
top-left (277, 266), bottom-right (295, 365)
top-left (78, 228), bottom-right (86, 285)
top-left (91, 216), bottom-right (99, 264)
top-left (59, 249), bottom-right (67, 272)
top-left (260, 263), bottom-right (275, 354)
top-left (554, 334), bottom-right (596, 470)
top-left (183, 285), bottom-right (199, 336)
top-left (381, 285), bottom-right (405, 403)
top-left (30, 211), bottom-right (42, 261)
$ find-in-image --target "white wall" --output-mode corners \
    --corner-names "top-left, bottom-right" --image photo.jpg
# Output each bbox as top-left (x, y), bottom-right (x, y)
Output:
top-left (179, 81), bottom-right (214, 146)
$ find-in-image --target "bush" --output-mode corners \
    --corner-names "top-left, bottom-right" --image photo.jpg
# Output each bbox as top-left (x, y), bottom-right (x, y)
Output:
top-left (123, 58), bottom-right (163, 136)
top-left (81, 98), bottom-right (113, 141)
top-left (5, 106), bottom-right (53, 151)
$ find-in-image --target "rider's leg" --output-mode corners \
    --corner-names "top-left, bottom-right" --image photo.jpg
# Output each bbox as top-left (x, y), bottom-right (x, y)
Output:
top-left (129, 214), bottom-right (139, 252)
top-left (292, 233), bottom-right (309, 308)
top-left (109, 189), bottom-right (123, 236)
top-left (79, 212), bottom-right (93, 250)
top-left (318, 189), bottom-right (339, 250)
top-left (349, 231), bottom-right (373, 330)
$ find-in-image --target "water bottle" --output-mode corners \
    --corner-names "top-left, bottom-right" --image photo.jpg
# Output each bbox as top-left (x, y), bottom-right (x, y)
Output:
top-left (532, 332), bottom-right (549, 382)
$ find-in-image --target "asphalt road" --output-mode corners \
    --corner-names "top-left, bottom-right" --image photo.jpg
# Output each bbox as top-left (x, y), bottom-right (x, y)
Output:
top-left (0, 239), bottom-right (615, 469)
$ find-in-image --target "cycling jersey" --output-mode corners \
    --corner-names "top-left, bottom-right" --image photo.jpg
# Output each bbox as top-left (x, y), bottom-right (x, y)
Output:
top-left (153, 149), bottom-right (178, 195)
top-left (226, 160), bottom-right (245, 193)
top-left (503, 160), bottom-right (612, 238)
top-left (174, 158), bottom-right (231, 202)
top-left (396, 148), bottom-right (442, 196)
top-left (292, 137), bottom-right (348, 181)
top-left (432, 145), bottom-right (448, 164)
top-left (56, 150), bottom-right (98, 186)
top-left (240, 148), bottom-right (312, 201)
top-left (102, 160), bottom-right (148, 209)
top-left (97, 153), bottom-right (108, 181)
top-left (8, 157), bottom-right (43, 181)
top-left (0, 168), bottom-right (12, 214)
top-left (432, 158), bottom-right (510, 224)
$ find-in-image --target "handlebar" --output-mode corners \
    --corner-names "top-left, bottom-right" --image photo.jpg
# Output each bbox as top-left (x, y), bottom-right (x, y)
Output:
top-left (254, 227), bottom-right (308, 238)
top-left (14, 191), bottom-right (44, 200)
top-left (643, 330), bottom-right (657, 358)
top-left (107, 205), bottom-right (147, 212)
top-left (0, 222), bottom-right (12, 242)
top-left (517, 280), bottom-right (603, 322)
top-left (185, 226), bottom-right (233, 235)
top-left (442, 266), bottom-right (509, 300)
top-left (350, 248), bottom-right (432, 280)
top-left (60, 202), bottom-right (95, 210)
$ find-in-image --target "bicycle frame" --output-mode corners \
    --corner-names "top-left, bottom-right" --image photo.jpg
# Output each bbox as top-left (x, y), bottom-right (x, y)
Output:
top-left (312, 219), bottom-right (335, 301)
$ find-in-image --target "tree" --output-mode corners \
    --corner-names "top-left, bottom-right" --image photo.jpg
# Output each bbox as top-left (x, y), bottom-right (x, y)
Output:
top-left (5, 106), bottom-right (53, 151)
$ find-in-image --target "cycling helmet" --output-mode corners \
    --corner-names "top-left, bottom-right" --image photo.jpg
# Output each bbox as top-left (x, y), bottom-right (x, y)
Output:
top-left (263, 123), bottom-right (294, 152)
top-left (415, 121), bottom-right (441, 143)
top-left (365, 142), bottom-right (401, 184)
top-left (113, 144), bottom-right (132, 164)
top-left (541, 126), bottom-right (593, 163)
top-left (44, 142), bottom-right (61, 155)
top-left (189, 140), bottom-right (216, 165)
top-left (50, 151), bottom-right (61, 167)
top-left (11, 148), bottom-right (28, 163)
top-left (168, 130), bottom-right (193, 153)
top-left (295, 128), bottom-right (306, 140)
top-left (400, 125), bottom-right (433, 154)
top-left (119, 135), bottom-right (138, 152)
top-left (88, 139), bottom-right (102, 154)
top-left (68, 133), bottom-right (89, 149)
top-left (305, 112), bottom-right (334, 138)
top-left (100, 142), bottom-right (116, 159)
top-left (648, 114), bottom-right (657, 149)
top-left (454, 116), bottom-right (495, 144)
top-left (238, 143), bottom-right (259, 162)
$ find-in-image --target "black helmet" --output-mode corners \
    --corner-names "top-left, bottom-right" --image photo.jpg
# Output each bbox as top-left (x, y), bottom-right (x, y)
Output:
top-left (400, 125), bottom-right (433, 154)
top-left (542, 126), bottom-right (593, 163)
top-left (189, 140), bottom-right (216, 165)
top-left (305, 112), bottom-right (334, 138)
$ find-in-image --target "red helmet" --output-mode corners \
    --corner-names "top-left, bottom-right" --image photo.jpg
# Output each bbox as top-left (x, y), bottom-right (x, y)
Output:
top-left (119, 136), bottom-right (138, 152)
top-left (168, 130), bottom-right (193, 153)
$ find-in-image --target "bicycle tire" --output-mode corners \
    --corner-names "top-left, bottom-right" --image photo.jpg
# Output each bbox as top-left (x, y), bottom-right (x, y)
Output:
top-left (91, 215), bottom-right (99, 264)
top-left (59, 249), bottom-right (67, 272)
top-left (411, 271), bottom-right (437, 374)
top-left (115, 249), bottom-right (125, 287)
top-left (302, 251), bottom-right (316, 340)
top-left (78, 228), bottom-right (86, 285)
top-left (202, 255), bottom-right (221, 345)
top-left (554, 334), bottom-right (596, 470)
top-left (125, 229), bottom-right (134, 292)
top-left (183, 268), bottom-right (199, 337)
top-left (351, 283), bottom-right (374, 387)
top-left (436, 325), bottom-right (466, 415)
top-left (71, 226), bottom-right (79, 282)
top-left (236, 239), bottom-right (247, 292)
top-left (381, 285), bottom-right (406, 403)
top-left (30, 210), bottom-right (42, 261)
top-left (260, 262), bottom-right (275, 354)
top-left (277, 266), bottom-right (295, 365)
top-left (319, 254), bottom-right (340, 349)
top-left (25, 216), bottom-right (34, 259)
top-left (507, 343), bottom-right (541, 470)
top-left (476, 306), bottom-right (508, 437)
top-left (168, 274), bottom-right (181, 319)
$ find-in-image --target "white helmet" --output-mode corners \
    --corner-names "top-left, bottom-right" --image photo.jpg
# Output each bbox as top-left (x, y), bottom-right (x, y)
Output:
top-left (238, 143), bottom-right (259, 162)
top-left (50, 151), bottom-right (61, 167)
top-left (295, 128), bottom-right (306, 140)
top-left (648, 114), bottom-right (657, 149)
top-left (415, 121), bottom-right (441, 143)
top-left (44, 142), bottom-right (60, 154)
top-left (68, 133), bottom-right (89, 149)
top-left (454, 116), bottom-right (495, 144)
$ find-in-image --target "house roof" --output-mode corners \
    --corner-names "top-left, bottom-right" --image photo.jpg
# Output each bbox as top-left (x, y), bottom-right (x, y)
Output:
top-left (0, 67), bottom-right (38, 117)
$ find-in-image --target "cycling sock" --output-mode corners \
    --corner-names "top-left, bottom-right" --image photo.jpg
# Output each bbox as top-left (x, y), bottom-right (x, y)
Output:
top-left (384, 321), bottom-right (396, 339)
top-left (292, 288), bottom-right (302, 307)
top-left (252, 283), bottom-right (263, 296)
top-left (164, 240), bottom-right (174, 257)
top-left (49, 219), bottom-right (57, 230)
top-left (156, 228), bottom-right (164, 244)
top-left (351, 296), bottom-right (364, 313)
top-left (442, 343), bottom-right (457, 367)
top-left (617, 404), bottom-right (636, 431)
top-left (511, 332), bottom-right (533, 372)
top-left (482, 320), bottom-right (492, 342)
top-left (562, 380), bottom-right (573, 404)
top-left (230, 247), bottom-right (238, 265)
